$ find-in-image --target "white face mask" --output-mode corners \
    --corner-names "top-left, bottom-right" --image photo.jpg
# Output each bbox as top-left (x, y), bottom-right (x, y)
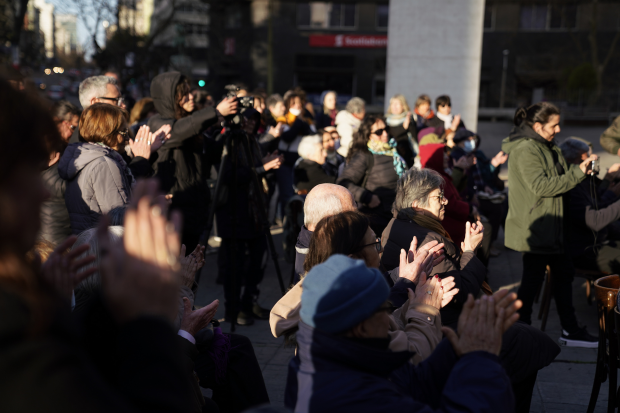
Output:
top-left (289, 108), bottom-right (301, 116)
top-left (463, 140), bottom-right (476, 154)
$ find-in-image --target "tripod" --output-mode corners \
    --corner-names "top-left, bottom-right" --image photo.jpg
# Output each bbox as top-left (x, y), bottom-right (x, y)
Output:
top-left (205, 119), bottom-right (286, 332)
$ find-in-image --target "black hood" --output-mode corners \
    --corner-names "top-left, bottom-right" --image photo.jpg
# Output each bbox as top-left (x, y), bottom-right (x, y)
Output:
top-left (150, 71), bottom-right (182, 119)
top-left (507, 123), bottom-right (554, 148)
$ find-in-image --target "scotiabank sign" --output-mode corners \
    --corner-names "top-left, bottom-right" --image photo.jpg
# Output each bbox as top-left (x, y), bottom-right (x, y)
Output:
top-left (309, 35), bottom-right (388, 48)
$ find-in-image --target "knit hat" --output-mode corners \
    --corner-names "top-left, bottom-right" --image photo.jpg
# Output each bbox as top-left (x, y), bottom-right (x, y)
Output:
top-left (453, 128), bottom-right (475, 144)
top-left (300, 255), bottom-right (390, 334)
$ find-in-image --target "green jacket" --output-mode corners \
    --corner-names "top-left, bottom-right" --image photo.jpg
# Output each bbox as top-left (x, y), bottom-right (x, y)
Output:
top-left (501, 125), bottom-right (586, 254)
top-left (600, 115), bottom-right (620, 155)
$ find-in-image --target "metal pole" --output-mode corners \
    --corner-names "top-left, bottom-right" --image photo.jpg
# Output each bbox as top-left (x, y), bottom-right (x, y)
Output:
top-left (267, 0), bottom-right (274, 94)
top-left (499, 49), bottom-right (509, 109)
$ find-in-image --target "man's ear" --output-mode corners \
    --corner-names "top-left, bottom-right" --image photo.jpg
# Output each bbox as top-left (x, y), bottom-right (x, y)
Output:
top-left (349, 321), bottom-right (366, 338)
top-left (90, 96), bottom-right (98, 106)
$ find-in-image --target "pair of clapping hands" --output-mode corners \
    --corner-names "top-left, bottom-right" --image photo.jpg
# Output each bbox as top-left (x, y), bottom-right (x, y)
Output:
top-left (395, 234), bottom-right (522, 356)
top-left (396, 236), bottom-right (455, 310)
top-left (128, 124), bottom-right (172, 159)
top-left (39, 180), bottom-right (219, 337)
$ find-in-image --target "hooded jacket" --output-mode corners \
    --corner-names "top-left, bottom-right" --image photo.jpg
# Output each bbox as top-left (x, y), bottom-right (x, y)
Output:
top-left (419, 143), bottom-right (470, 246)
top-left (39, 162), bottom-right (72, 244)
top-left (148, 72), bottom-right (218, 231)
top-left (501, 124), bottom-right (585, 253)
top-left (285, 321), bottom-right (514, 413)
top-left (58, 143), bottom-right (133, 234)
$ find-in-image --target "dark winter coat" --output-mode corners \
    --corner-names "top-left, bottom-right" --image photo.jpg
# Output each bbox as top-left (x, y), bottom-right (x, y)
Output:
top-left (294, 226), bottom-right (313, 282)
top-left (148, 72), bottom-right (219, 235)
top-left (322, 152), bottom-right (345, 177)
top-left (39, 162), bottom-right (72, 245)
top-left (0, 286), bottom-right (192, 413)
top-left (337, 150), bottom-right (399, 213)
top-left (501, 124), bottom-right (585, 254)
top-left (294, 159), bottom-right (336, 193)
top-left (285, 321), bottom-right (514, 413)
top-left (381, 214), bottom-right (486, 327)
top-left (58, 143), bottom-right (133, 234)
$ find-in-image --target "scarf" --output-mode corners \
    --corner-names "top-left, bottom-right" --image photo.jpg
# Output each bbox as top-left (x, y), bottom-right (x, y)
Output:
top-left (367, 138), bottom-right (408, 177)
top-left (324, 109), bottom-right (337, 126)
top-left (410, 212), bottom-right (453, 242)
top-left (326, 150), bottom-right (339, 166)
top-left (415, 108), bottom-right (435, 119)
top-left (385, 112), bottom-right (407, 127)
top-left (92, 142), bottom-right (136, 188)
top-left (436, 112), bottom-right (454, 130)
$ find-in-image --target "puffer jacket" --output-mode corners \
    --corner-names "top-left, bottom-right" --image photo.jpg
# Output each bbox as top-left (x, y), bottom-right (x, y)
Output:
top-left (58, 143), bottom-right (132, 234)
top-left (600, 114), bottom-right (620, 155)
top-left (148, 72), bottom-right (219, 234)
top-left (285, 321), bottom-right (514, 413)
top-left (337, 150), bottom-right (399, 213)
top-left (39, 163), bottom-right (71, 245)
top-left (501, 124), bottom-right (585, 253)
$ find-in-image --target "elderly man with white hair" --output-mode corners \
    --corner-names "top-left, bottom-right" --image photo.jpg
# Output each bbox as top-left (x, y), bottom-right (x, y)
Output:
top-left (294, 135), bottom-right (335, 194)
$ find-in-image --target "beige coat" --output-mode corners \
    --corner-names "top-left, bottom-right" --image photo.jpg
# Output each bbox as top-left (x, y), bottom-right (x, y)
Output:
top-left (269, 279), bottom-right (443, 364)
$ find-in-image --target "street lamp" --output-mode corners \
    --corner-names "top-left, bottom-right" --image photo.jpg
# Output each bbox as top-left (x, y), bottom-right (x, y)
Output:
top-left (499, 49), bottom-right (509, 109)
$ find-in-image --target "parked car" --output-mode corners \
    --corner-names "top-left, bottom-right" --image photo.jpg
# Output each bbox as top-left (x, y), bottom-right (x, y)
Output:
top-left (47, 85), bottom-right (65, 101)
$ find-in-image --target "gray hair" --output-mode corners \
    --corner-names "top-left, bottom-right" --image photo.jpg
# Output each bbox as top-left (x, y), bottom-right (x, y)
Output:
top-left (393, 168), bottom-right (445, 211)
top-left (79, 76), bottom-right (118, 109)
top-left (559, 138), bottom-right (590, 165)
top-left (304, 192), bottom-right (346, 228)
top-left (266, 93), bottom-right (283, 109)
top-left (72, 226), bottom-right (124, 296)
top-left (345, 97), bottom-right (365, 115)
top-left (298, 135), bottom-right (322, 160)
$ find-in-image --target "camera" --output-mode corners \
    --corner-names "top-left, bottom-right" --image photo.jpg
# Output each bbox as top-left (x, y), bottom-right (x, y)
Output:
top-left (225, 85), bottom-right (254, 109)
top-left (591, 159), bottom-right (600, 174)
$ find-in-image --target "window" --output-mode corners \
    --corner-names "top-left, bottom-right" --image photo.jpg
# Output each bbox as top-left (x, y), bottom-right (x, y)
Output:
top-left (225, 5), bottom-right (242, 29)
top-left (483, 4), bottom-right (494, 30)
top-left (297, 2), bottom-right (357, 29)
top-left (376, 4), bottom-right (388, 30)
top-left (520, 5), bottom-right (547, 30)
top-left (182, 23), bottom-right (208, 35)
top-left (520, 4), bottom-right (578, 31)
top-left (549, 4), bottom-right (577, 29)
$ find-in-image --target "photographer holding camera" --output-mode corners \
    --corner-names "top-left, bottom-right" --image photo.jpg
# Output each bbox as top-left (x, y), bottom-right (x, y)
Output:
top-left (149, 72), bottom-right (238, 248)
top-left (502, 102), bottom-right (598, 348)
top-left (214, 88), bottom-right (283, 326)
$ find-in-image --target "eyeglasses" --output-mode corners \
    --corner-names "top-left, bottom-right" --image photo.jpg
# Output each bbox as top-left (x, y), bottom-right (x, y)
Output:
top-left (371, 128), bottom-right (387, 136)
top-left (98, 96), bottom-right (125, 106)
top-left (429, 190), bottom-right (446, 203)
top-left (359, 237), bottom-right (382, 252)
top-left (68, 123), bottom-right (76, 131)
top-left (118, 128), bottom-right (129, 138)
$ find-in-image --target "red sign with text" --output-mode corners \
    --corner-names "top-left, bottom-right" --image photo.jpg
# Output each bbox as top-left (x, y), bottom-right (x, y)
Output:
top-left (309, 35), bottom-right (388, 48)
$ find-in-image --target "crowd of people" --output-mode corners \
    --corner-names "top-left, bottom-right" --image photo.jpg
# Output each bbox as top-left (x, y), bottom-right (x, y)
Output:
top-left (2, 66), bottom-right (620, 413)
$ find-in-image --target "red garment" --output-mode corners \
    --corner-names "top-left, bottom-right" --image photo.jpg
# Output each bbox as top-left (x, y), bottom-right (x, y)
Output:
top-left (415, 108), bottom-right (435, 119)
top-left (419, 143), bottom-right (470, 246)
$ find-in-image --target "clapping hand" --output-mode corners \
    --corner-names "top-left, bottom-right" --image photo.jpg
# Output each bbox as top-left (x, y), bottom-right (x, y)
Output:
top-left (151, 124), bottom-right (171, 152)
top-left (40, 236), bottom-right (97, 301)
top-left (492, 289), bottom-right (522, 332)
top-left (491, 151), bottom-right (508, 168)
top-left (180, 297), bottom-right (219, 337)
top-left (398, 236), bottom-right (445, 284)
top-left (408, 274), bottom-right (458, 309)
top-left (442, 295), bottom-right (508, 357)
top-left (262, 150), bottom-right (284, 171)
top-left (461, 221), bottom-right (484, 253)
top-left (178, 244), bottom-right (206, 288)
top-left (450, 114), bottom-right (461, 131)
top-left (97, 179), bottom-right (182, 324)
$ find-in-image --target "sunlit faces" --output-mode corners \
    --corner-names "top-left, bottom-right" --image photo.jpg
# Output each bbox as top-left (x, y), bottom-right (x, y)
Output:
top-left (533, 114), bottom-right (561, 142)
top-left (369, 119), bottom-right (389, 144)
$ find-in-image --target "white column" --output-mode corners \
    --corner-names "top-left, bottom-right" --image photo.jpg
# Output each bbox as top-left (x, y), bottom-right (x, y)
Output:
top-left (386, 0), bottom-right (485, 132)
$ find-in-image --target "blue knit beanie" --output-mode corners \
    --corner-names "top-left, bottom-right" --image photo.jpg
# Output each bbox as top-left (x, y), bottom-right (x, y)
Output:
top-left (300, 255), bottom-right (390, 334)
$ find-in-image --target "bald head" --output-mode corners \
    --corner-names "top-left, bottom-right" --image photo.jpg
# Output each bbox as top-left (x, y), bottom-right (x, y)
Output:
top-left (304, 184), bottom-right (356, 231)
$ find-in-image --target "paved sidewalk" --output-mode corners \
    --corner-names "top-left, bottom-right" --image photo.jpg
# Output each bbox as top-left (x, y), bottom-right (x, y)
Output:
top-left (193, 121), bottom-right (618, 411)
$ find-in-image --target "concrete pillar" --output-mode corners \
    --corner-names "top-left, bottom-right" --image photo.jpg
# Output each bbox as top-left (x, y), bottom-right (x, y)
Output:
top-left (386, 0), bottom-right (485, 132)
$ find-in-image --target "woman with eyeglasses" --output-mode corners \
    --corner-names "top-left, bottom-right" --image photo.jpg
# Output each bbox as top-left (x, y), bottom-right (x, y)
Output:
top-left (59, 103), bottom-right (135, 234)
top-left (337, 115), bottom-right (408, 235)
top-left (270, 210), bottom-right (458, 365)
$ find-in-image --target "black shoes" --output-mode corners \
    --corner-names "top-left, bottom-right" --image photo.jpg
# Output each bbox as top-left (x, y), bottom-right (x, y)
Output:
top-left (558, 327), bottom-right (598, 348)
top-left (252, 303), bottom-right (270, 320)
